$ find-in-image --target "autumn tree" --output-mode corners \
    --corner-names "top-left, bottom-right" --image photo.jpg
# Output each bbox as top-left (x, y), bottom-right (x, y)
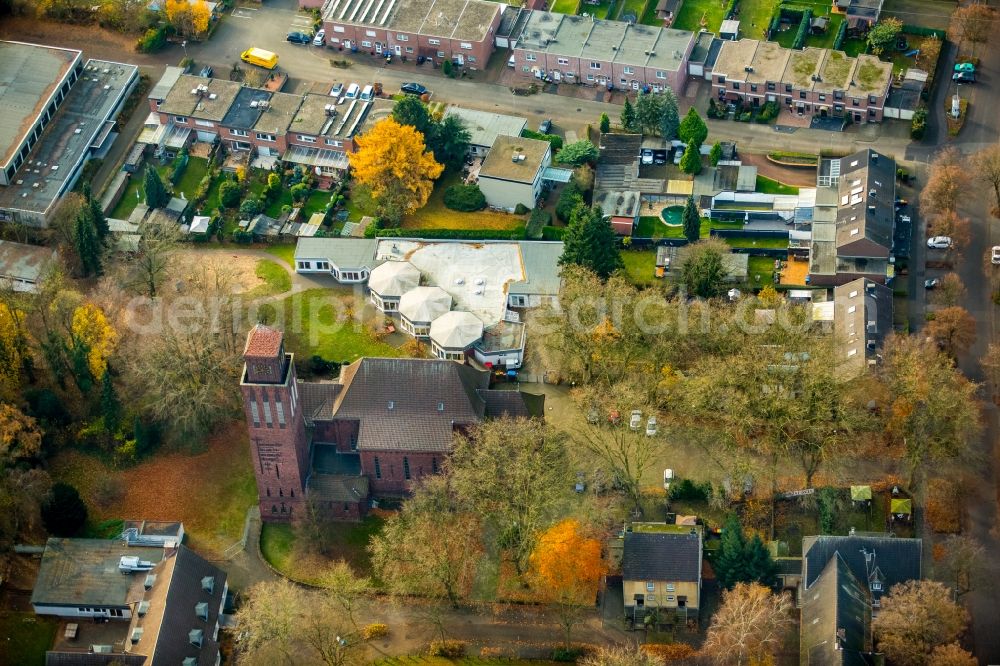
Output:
top-left (581, 645), bottom-right (662, 666)
top-left (926, 306), bottom-right (977, 358)
top-left (0, 302), bottom-right (28, 399)
top-left (369, 475), bottom-right (481, 606)
top-left (677, 237), bottom-right (730, 298)
top-left (0, 467), bottom-right (51, 551)
top-left (982, 343), bottom-right (1000, 395)
top-left (70, 303), bottom-right (118, 381)
top-left (190, 0), bottom-right (211, 35)
top-left (918, 35), bottom-right (942, 72)
top-left (682, 195), bottom-right (700, 242)
top-left (350, 117), bottom-right (443, 225)
top-left (936, 535), bottom-right (985, 598)
top-left (929, 273), bottom-right (966, 308)
top-left (123, 221), bottom-right (180, 297)
top-left (164, 0), bottom-right (209, 37)
top-left (449, 418), bottom-right (569, 575)
top-left (559, 204), bottom-right (623, 280)
top-left (867, 17), bottom-right (903, 55)
top-left (874, 580), bottom-right (969, 666)
top-left (530, 519), bottom-right (607, 648)
top-left (970, 141), bottom-right (1000, 216)
top-left (703, 583), bottom-right (793, 665)
top-left (948, 3), bottom-right (995, 56)
top-left (920, 148), bottom-right (963, 216)
top-left (316, 560), bottom-right (370, 631)
top-left (929, 643), bottom-right (978, 666)
top-left (0, 403), bottom-right (42, 464)
top-left (879, 335), bottom-right (980, 481)
top-left (928, 211), bottom-right (970, 250)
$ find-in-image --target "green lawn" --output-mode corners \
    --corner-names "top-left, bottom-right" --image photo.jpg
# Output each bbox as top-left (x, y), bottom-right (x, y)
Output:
top-left (550, 0), bottom-right (579, 12)
top-left (756, 175), bottom-right (800, 195)
top-left (402, 174), bottom-right (524, 231)
top-left (842, 37), bottom-right (867, 57)
top-left (640, 0), bottom-right (662, 24)
top-left (673, 0), bottom-right (728, 33)
top-left (248, 259), bottom-right (292, 298)
top-left (108, 158), bottom-right (209, 220)
top-left (265, 188), bottom-right (332, 220)
top-left (747, 255), bottom-right (778, 287)
top-left (581, 0), bottom-right (616, 18)
top-left (260, 516), bottom-right (386, 581)
top-left (634, 215), bottom-right (743, 239)
top-left (260, 522), bottom-right (296, 573)
top-left (0, 613), bottom-right (58, 666)
top-left (278, 288), bottom-right (401, 362)
top-left (806, 13), bottom-right (843, 49)
top-left (616, 0), bottom-right (648, 20)
top-left (267, 243), bottom-right (297, 267)
top-left (172, 156), bottom-right (209, 200)
top-left (620, 249), bottom-right (657, 286)
top-left (723, 235), bottom-right (789, 249)
top-left (739, 0), bottom-right (781, 39)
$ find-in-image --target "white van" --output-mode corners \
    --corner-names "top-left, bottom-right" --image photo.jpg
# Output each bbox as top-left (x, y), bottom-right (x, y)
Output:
top-left (344, 83), bottom-right (360, 100)
top-left (360, 84), bottom-right (374, 101)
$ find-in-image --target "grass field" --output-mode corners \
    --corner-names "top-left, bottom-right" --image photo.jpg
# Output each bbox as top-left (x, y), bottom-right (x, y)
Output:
top-left (267, 244), bottom-right (297, 267)
top-left (756, 175), bottom-right (800, 195)
top-left (738, 0), bottom-right (780, 39)
top-left (0, 613), bottom-right (58, 666)
top-left (550, 0), bottom-right (579, 12)
top-left (673, 0), bottom-right (729, 32)
top-left (109, 158), bottom-right (210, 220)
top-left (49, 422), bottom-right (257, 557)
top-left (277, 288), bottom-right (401, 362)
top-left (747, 255), bottom-right (778, 287)
top-left (723, 235), bottom-right (789, 249)
top-left (621, 249), bottom-right (657, 286)
top-left (260, 516), bottom-right (385, 582)
top-left (248, 259), bottom-right (293, 298)
top-left (634, 216), bottom-right (743, 239)
top-left (264, 187), bottom-right (331, 221)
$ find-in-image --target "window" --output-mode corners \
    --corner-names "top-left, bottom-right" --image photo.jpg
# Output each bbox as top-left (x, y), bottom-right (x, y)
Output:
top-left (717, 75), bottom-right (726, 84)
top-left (361, 40), bottom-right (372, 47)
top-left (279, 488), bottom-right (283, 497)
top-left (195, 120), bottom-right (214, 128)
top-left (655, 71), bottom-right (666, 80)
top-left (262, 394), bottom-right (273, 426)
top-left (396, 34), bottom-right (408, 41)
top-left (868, 108), bottom-right (876, 116)
top-left (767, 82), bottom-right (775, 91)
top-left (275, 399), bottom-right (285, 427)
top-left (460, 42), bottom-right (472, 50)
top-left (432, 457), bottom-right (438, 473)
top-left (623, 66), bottom-right (634, 74)
top-left (620, 78), bottom-right (627, 85)
top-left (526, 53), bottom-right (537, 61)
top-left (590, 62), bottom-right (601, 70)
top-left (333, 26), bottom-right (345, 33)
top-left (403, 457), bottom-right (411, 480)
top-left (365, 30), bottom-right (376, 37)
top-left (256, 132), bottom-right (276, 142)
top-left (750, 84), bottom-right (758, 92)
top-left (799, 90), bottom-right (807, 99)
top-left (174, 116), bottom-right (188, 124)
top-left (785, 83), bottom-right (792, 93)
top-left (428, 38), bottom-right (441, 45)
top-left (297, 135), bottom-right (316, 143)
top-left (666, 583), bottom-right (675, 592)
top-left (249, 399), bottom-right (260, 427)
top-left (231, 128), bottom-right (248, 137)
top-left (818, 93), bottom-right (826, 101)
top-left (868, 95), bottom-right (877, 104)
top-left (732, 82), bottom-right (740, 90)
top-left (853, 98), bottom-right (860, 106)
top-left (646, 582), bottom-right (655, 592)
top-left (834, 90), bottom-right (844, 100)
top-left (557, 57), bottom-right (569, 65)
top-left (468, 56), bottom-right (476, 63)
top-left (405, 47), bottom-right (414, 53)
top-left (437, 51), bottom-right (446, 58)
top-left (587, 74), bottom-right (595, 81)
top-left (297, 261), bottom-right (311, 270)
top-left (374, 456), bottom-right (381, 479)
top-left (325, 139), bottom-right (343, 147)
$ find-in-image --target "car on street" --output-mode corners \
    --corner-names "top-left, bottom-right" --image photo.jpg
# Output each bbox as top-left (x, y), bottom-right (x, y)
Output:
top-left (641, 148), bottom-right (654, 165)
top-left (645, 416), bottom-right (657, 437)
top-left (924, 278), bottom-right (940, 289)
top-left (954, 62), bottom-right (976, 73)
top-left (629, 410), bottom-right (642, 430)
top-left (538, 118), bottom-right (552, 134)
top-left (953, 71), bottom-right (975, 83)
top-left (663, 468), bottom-right (674, 491)
top-left (198, 65), bottom-right (213, 78)
top-left (400, 82), bottom-right (427, 96)
top-left (898, 214), bottom-right (911, 224)
top-left (992, 246), bottom-right (1000, 264)
top-left (329, 82), bottom-right (344, 98)
top-left (313, 29), bottom-right (325, 46)
top-left (927, 236), bottom-right (953, 249)
top-left (287, 31), bottom-right (311, 44)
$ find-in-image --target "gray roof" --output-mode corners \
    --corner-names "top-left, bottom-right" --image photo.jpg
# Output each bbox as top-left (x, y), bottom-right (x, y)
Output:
top-left (221, 87), bottom-right (272, 129)
top-left (508, 241), bottom-right (564, 295)
top-left (622, 531), bottom-right (701, 582)
top-left (479, 135), bottom-right (550, 183)
top-left (885, 79), bottom-right (922, 112)
top-left (324, 0), bottom-right (502, 43)
top-left (444, 107), bottom-right (527, 149)
top-left (149, 66), bottom-right (184, 102)
top-left (0, 240), bottom-right (56, 284)
top-left (834, 278), bottom-right (893, 377)
top-left (309, 473), bottom-right (370, 503)
top-left (46, 655), bottom-right (145, 666)
top-left (834, 149), bottom-right (896, 257)
top-left (800, 553), bottom-right (874, 666)
top-left (159, 75), bottom-right (241, 122)
top-left (32, 538), bottom-right (166, 609)
top-left (802, 534), bottom-right (922, 594)
top-left (295, 237), bottom-right (379, 268)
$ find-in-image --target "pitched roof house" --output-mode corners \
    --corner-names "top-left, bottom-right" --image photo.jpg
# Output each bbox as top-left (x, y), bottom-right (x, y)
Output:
top-left (622, 528), bottom-right (703, 623)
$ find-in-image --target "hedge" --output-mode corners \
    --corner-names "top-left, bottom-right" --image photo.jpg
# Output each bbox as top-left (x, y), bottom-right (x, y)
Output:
top-left (792, 9), bottom-right (812, 50)
top-left (169, 152), bottom-right (188, 186)
top-left (902, 24), bottom-right (945, 39)
top-left (136, 25), bottom-right (169, 53)
top-left (526, 207), bottom-right (551, 240)
top-left (374, 226), bottom-right (527, 240)
top-left (723, 0), bottom-right (738, 21)
top-left (442, 183), bottom-right (486, 212)
top-left (833, 18), bottom-right (848, 50)
top-left (521, 129), bottom-right (564, 152)
top-left (542, 226), bottom-right (567, 240)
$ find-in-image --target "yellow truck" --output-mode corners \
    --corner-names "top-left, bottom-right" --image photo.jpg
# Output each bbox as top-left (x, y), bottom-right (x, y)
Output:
top-left (240, 48), bottom-right (279, 69)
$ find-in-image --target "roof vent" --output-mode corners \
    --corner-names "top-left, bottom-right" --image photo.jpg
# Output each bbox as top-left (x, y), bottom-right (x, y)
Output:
top-left (137, 600), bottom-right (150, 616)
top-left (437, 402), bottom-right (445, 412)
top-left (868, 188), bottom-right (876, 196)
top-left (189, 629), bottom-right (204, 648)
top-left (745, 66), bottom-right (753, 73)
top-left (144, 573), bottom-right (156, 589)
top-left (201, 576), bottom-right (214, 594)
top-left (131, 627), bottom-right (144, 643)
top-left (250, 100), bottom-right (259, 108)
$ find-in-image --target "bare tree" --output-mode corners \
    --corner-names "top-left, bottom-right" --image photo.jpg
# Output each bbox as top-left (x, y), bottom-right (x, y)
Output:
top-left (123, 222), bottom-right (181, 297)
top-left (929, 273), bottom-right (966, 308)
top-left (936, 534), bottom-right (986, 598)
top-left (926, 306), bottom-right (977, 358)
top-left (970, 142), bottom-right (1000, 216)
top-left (920, 148), bottom-right (964, 217)
top-left (0, 467), bottom-right (51, 551)
top-left (702, 583), bottom-right (793, 665)
top-left (948, 3), bottom-right (996, 56)
top-left (580, 645), bottom-right (663, 666)
top-left (874, 580), bottom-right (969, 666)
top-left (928, 211), bottom-right (971, 251)
top-left (316, 560), bottom-right (371, 631)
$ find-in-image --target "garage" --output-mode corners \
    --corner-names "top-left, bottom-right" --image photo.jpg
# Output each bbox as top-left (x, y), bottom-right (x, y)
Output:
top-left (196, 130), bottom-right (216, 143)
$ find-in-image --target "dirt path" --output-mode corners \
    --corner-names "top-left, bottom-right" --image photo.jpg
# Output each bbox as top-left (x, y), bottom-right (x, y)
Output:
top-left (739, 152), bottom-right (818, 188)
top-left (0, 17), bottom-right (175, 67)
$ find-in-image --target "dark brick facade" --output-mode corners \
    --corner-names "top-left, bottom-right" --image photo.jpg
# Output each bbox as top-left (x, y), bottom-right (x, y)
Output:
top-left (361, 450), bottom-right (443, 495)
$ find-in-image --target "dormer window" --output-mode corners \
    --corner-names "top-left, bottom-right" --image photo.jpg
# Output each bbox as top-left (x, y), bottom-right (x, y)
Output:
top-left (871, 581), bottom-right (882, 591)
top-left (144, 574), bottom-right (156, 589)
top-left (189, 629), bottom-right (204, 647)
top-left (388, 401), bottom-right (395, 410)
top-left (437, 402), bottom-right (444, 412)
top-left (137, 600), bottom-right (150, 616)
top-left (196, 601), bottom-right (209, 621)
top-left (201, 576), bottom-right (215, 594)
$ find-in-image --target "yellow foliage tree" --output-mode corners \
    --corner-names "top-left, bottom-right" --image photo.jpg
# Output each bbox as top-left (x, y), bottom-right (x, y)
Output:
top-left (71, 303), bottom-right (118, 379)
top-left (349, 117), bottom-right (443, 225)
top-left (191, 0), bottom-right (211, 35)
top-left (164, 0), bottom-right (194, 37)
top-left (0, 303), bottom-right (27, 399)
top-left (530, 519), bottom-right (607, 647)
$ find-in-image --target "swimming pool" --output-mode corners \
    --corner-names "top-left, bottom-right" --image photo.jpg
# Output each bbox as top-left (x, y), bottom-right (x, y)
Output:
top-left (661, 205), bottom-right (684, 225)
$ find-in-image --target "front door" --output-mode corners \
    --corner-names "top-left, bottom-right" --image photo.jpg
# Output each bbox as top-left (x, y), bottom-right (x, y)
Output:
top-left (631, 80), bottom-right (639, 90)
top-left (394, 44), bottom-right (401, 55)
top-left (454, 54), bottom-right (464, 65)
top-left (375, 42), bottom-right (383, 53)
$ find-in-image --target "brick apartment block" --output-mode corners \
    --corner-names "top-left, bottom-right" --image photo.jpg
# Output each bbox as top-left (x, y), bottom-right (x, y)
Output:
top-left (712, 39), bottom-right (892, 123)
top-left (322, 0), bottom-right (503, 68)
top-left (509, 11), bottom-right (694, 94)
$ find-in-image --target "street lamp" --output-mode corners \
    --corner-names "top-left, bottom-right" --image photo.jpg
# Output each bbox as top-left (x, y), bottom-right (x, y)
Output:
top-left (182, 40), bottom-right (188, 60)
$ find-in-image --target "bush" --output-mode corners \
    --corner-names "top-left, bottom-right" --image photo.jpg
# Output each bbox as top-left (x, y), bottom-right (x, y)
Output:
top-left (232, 229), bottom-right (253, 244)
top-left (833, 18), bottom-right (848, 49)
top-left (219, 180), bottom-right (241, 208)
top-left (42, 483), bottom-right (88, 537)
top-left (521, 128), bottom-right (564, 152)
top-left (362, 623), bottom-right (388, 640)
top-left (136, 25), bottom-right (168, 53)
top-left (169, 151), bottom-right (189, 185)
top-left (910, 107), bottom-right (928, 140)
top-left (669, 478), bottom-right (712, 502)
top-left (793, 9), bottom-right (812, 49)
top-left (556, 180), bottom-right (585, 222)
top-left (239, 198), bottom-right (263, 218)
top-left (739, 111), bottom-right (752, 122)
top-left (642, 644), bottom-right (698, 662)
top-left (926, 478), bottom-right (961, 533)
top-left (816, 487), bottom-right (839, 534)
top-left (526, 207), bottom-right (552, 239)
top-left (442, 183), bottom-right (486, 211)
top-left (543, 225), bottom-right (567, 240)
top-left (514, 203), bottom-right (530, 215)
top-left (428, 640), bottom-right (466, 657)
top-left (290, 182), bottom-right (310, 204)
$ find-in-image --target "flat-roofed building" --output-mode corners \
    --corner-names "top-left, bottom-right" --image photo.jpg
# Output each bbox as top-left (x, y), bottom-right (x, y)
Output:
top-left (0, 43), bottom-right (138, 227)
top-left (712, 39), bottom-right (891, 123)
top-left (322, 0), bottom-right (503, 68)
top-left (510, 12), bottom-right (694, 93)
top-left (477, 134), bottom-right (551, 211)
top-left (443, 107), bottom-right (527, 156)
top-left (0, 240), bottom-right (57, 292)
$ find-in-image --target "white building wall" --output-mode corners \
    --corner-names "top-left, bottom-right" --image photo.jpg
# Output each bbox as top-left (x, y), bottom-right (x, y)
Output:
top-left (478, 176), bottom-right (537, 211)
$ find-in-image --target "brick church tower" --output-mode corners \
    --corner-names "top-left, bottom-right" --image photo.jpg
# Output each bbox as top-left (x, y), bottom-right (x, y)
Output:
top-left (240, 325), bottom-right (310, 521)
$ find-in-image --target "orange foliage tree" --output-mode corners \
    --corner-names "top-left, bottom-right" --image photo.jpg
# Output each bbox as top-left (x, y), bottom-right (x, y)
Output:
top-left (919, 148), bottom-right (963, 217)
top-left (529, 519), bottom-right (607, 648)
top-left (925, 306), bottom-right (977, 358)
top-left (349, 117), bottom-right (443, 225)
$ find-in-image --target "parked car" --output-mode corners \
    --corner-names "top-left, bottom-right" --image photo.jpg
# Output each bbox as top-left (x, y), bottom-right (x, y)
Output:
top-left (287, 31), bottom-right (311, 44)
top-left (329, 82), bottom-right (344, 98)
top-left (924, 278), bottom-right (940, 289)
top-left (313, 29), bottom-right (325, 46)
top-left (653, 150), bottom-right (667, 165)
top-left (992, 246), bottom-right (1000, 265)
top-left (629, 410), bottom-right (642, 430)
top-left (359, 84), bottom-right (374, 101)
top-left (663, 468), bottom-right (674, 491)
top-left (927, 236), bottom-right (953, 249)
top-left (645, 416), bottom-right (657, 437)
top-left (898, 214), bottom-right (912, 224)
top-left (538, 118), bottom-right (552, 134)
top-left (953, 71), bottom-right (976, 83)
top-left (343, 82), bottom-right (360, 100)
top-left (641, 148), bottom-right (654, 165)
top-left (198, 65), bottom-right (213, 78)
top-left (400, 82), bottom-right (427, 96)
top-left (954, 62), bottom-right (975, 73)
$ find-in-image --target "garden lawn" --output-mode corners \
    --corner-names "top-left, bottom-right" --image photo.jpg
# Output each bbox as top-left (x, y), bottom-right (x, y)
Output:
top-left (550, 0), bottom-right (579, 12)
top-left (48, 421), bottom-right (257, 558)
top-left (756, 175), bottom-right (800, 195)
top-left (640, 0), bottom-right (663, 24)
top-left (634, 216), bottom-right (741, 239)
top-left (402, 174), bottom-right (525, 231)
top-left (278, 288), bottom-right (401, 362)
top-left (264, 187), bottom-right (332, 220)
top-left (267, 243), bottom-right (297, 267)
top-left (672, 0), bottom-right (728, 33)
top-left (616, 0), bottom-right (648, 20)
top-left (621, 249), bottom-right (657, 286)
top-left (0, 612), bottom-right (58, 666)
top-left (738, 0), bottom-right (780, 39)
top-left (247, 259), bottom-right (292, 297)
top-left (171, 156), bottom-right (209, 200)
top-left (842, 37), bottom-right (867, 56)
top-left (260, 516), bottom-right (385, 582)
top-left (804, 13), bottom-right (842, 49)
top-left (722, 235), bottom-right (789, 249)
top-left (747, 255), bottom-right (777, 286)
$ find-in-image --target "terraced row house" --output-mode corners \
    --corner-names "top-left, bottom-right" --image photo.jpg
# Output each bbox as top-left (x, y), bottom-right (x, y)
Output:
top-left (711, 39), bottom-right (892, 123)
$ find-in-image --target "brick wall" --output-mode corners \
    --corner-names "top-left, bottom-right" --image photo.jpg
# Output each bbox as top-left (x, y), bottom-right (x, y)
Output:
top-left (360, 450), bottom-right (443, 495)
